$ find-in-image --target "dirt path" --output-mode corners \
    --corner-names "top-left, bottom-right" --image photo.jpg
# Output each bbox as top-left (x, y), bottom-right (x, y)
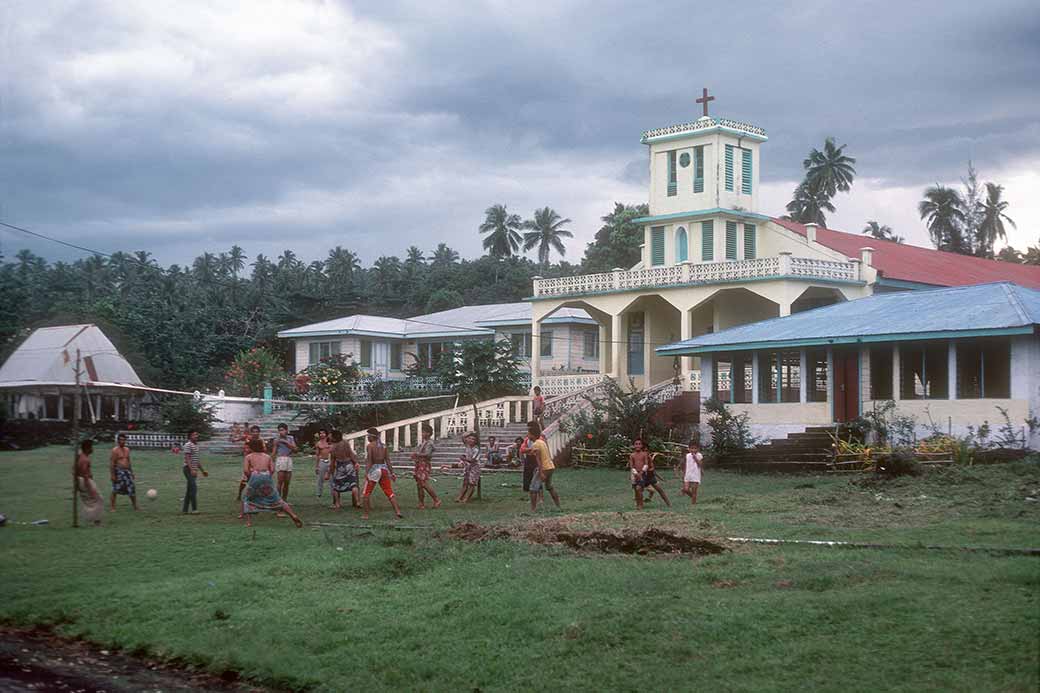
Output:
top-left (0, 628), bottom-right (271, 693)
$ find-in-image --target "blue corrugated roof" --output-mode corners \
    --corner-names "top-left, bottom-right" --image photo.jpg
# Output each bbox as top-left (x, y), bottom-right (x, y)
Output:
top-left (657, 282), bottom-right (1040, 355)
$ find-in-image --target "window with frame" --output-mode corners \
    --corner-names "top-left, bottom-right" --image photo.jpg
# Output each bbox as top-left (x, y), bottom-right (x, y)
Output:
top-left (956, 338), bottom-right (1010, 399)
top-left (714, 352), bottom-right (752, 404)
top-left (693, 145), bottom-right (705, 193)
top-left (900, 342), bottom-right (949, 399)
top-left (583, 330), bottom-right (599, 359)
top-left (807, 348), bottom-right (828, 402)
top-left (667, 151), bottom-right (677, 196)
top-left (870, 346), bottom-right (893, 400)
top-left (539, 330), bottom-right (553, 358)
top-left (390, 343), bottom-right (402, 370)
top-left (309, 340), bottom-right (341, 365)
top-left (759, 350), bottom-right (801, 403)
top-left (511, 332), bottom-right (533, 358)
top-left (359, 339), bottom-right (372, 368)
top-left (676, 227), bottom-right (688, 262)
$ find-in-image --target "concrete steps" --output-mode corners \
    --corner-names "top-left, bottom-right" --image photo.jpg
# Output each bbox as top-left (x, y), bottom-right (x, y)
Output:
top-left (716, 424), bottom-right (861, 472)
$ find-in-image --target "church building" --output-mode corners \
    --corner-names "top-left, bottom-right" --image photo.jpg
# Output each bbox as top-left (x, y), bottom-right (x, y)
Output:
top-left (529, 91), bottom-right (1040, 397)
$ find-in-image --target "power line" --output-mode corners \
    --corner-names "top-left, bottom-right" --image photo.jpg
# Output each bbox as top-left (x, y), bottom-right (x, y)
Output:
top-left (0, 219), bottom-right (700, 350)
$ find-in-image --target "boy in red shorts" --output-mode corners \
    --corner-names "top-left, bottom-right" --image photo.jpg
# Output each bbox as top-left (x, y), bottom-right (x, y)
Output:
top-left (362, 428), bottom-right (403, 520)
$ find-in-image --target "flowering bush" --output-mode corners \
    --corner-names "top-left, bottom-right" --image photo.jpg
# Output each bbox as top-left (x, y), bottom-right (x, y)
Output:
top-left (300, 353), bottom-right (362, 402)
top-left (225, 346), bottom-right (289, 397)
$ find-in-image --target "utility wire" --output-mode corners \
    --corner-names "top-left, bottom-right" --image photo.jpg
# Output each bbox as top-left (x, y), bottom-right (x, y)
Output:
top-left (0, 219), bottom-right (699, 349)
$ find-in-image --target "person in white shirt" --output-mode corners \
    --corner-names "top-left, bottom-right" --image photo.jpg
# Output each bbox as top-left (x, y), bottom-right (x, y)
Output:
top-left (681, 440), bottom-right (703, 505)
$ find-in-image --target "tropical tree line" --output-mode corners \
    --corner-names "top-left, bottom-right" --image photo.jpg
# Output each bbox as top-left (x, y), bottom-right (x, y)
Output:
top-left (782, 140), bottom-right (1035, 262)
top-left (0, 201), bottom-right (644, 391)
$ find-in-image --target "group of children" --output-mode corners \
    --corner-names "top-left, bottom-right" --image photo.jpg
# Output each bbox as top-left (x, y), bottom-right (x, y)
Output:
top-left (628, 438), bottom-right (703, 509)
top-left (72, 413), bottom-right (700, 528)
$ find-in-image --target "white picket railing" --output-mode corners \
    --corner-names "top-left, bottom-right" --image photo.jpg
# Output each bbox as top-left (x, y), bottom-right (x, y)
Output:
top-left (532, 255), bottom-right (860, 298)
top-left (537, 372), bottom-right (606, 397)
top-left (341, 394), bottom-right (534, 456)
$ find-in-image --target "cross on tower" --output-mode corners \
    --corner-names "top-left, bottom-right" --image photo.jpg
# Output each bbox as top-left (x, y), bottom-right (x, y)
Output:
top-left (696, 87), bottom-right (715, 117)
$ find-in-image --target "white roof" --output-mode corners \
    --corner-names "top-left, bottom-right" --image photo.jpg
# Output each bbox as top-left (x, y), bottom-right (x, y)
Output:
top-left (0, 324), bottom-right (145, 389)
top-left (277, 302), bottom-right (596, 339)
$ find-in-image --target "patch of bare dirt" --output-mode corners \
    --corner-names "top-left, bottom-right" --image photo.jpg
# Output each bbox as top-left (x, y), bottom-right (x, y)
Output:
top-left (442, 521), bottom-right (726, 556)
top-left (0, 628), bottom-right (273, 692)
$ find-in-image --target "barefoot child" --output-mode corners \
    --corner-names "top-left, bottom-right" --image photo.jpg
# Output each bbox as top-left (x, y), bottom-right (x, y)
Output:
top-left (680, 440), bottom-right (702, 504)
top-left (182, 430), bottom-right (209, 514)
top-left (270, 424), bottom-right (297, 508)
top-left (109, 434), bottom-right (139, 511)
top-left (315, 429), bottom-right (332, 498)
top-left (237, 425), bottom-right (262, 516)
top-left (486, 436), bottom-right (502, 466)
top-left (242, 438), bottom-right (303, 527)
top-left (628, 438), bottom-right (671, 509)
top-left (76, 440), bottom-right (104, 526)
top-left (411, 424), bottom-right (441, 509)
top-left (362, 428), bottom-right (403, 520)
top-left (531, 386), bottom-right (545, 427)
top-left (527, 421), bottom-right (561, 512)
top-left (328, 430), bottom-right (360, 510)
top-left (455, 432), bottom-right (481, 503)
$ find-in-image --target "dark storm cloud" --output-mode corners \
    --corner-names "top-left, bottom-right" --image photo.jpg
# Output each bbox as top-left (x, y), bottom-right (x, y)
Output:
top-left (1, 0), bottom-right (1037, 265)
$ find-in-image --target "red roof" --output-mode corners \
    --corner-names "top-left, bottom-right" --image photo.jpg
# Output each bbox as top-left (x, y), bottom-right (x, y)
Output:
top-left (772, 218), bottom-right (1040, 290)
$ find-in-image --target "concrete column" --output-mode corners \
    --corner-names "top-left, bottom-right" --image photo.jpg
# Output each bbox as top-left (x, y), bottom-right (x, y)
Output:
top-left (779, 302), bottom-right (792, 317)
top-left (530, 321), bottom-right (541, 388)
top-left (598, 322), bottom-right (609, 375)
top-left (643, 308), bottom-right (653, 387)
top-left (751, 352), bottom-right (759, 404)
top-left (826, 347), bottom-right (834, 420)
top-left (799, 349), bottom-right (808, 403)
top-left (611, 312), bottom-right (623, 379)
top-left (892, 344), bottom-right (902, 401)
top-left (948, 341), bottom-right (958, 400)
top-left (701, 355), bottom-right (714, 403)
top-left (680, 308), bottom-right (693, 389)
top-left (57, 395), bottom-right (64, 421)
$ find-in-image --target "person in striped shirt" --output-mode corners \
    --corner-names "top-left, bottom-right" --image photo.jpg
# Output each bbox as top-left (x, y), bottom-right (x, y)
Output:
top-left (182, 430), bottom-right (208, 514)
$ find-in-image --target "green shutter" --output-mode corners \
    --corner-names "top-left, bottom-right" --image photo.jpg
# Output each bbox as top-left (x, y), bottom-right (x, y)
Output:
top-left (725, 221), bottom-right (737, 259)
top-left (701, 220), bottom-right (714, 261)
top-left (650, 226), bottom-right (665, 266)
top-left (741, 149), bottom-right (752, 194)
top-left (724, 144), bottom-right (734, 191)
top-left (693, 146), bottom-right (704, 193)
top-left (667, 151), bottom-right (677, 196)
top-left (743, 224), bottom-right (756, 259)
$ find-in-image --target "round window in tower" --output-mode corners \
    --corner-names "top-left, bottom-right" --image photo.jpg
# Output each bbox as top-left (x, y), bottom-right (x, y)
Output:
top-left (679, 152), bottom-right (691, 168)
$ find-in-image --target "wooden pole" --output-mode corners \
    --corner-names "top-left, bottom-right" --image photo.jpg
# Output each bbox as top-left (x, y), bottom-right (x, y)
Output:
top-left (71, 349), bottom-right (81, 528)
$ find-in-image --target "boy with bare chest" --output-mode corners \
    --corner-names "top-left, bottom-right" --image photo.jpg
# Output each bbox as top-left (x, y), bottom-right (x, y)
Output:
top-left (109, 434), bottom-right (138, 511)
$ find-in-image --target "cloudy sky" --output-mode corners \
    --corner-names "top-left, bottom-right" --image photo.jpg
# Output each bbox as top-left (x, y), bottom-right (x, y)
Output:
top-left (1, 0), bottom-right (1038, 267)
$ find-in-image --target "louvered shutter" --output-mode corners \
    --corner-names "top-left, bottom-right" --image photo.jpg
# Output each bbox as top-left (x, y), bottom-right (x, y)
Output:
top-left (724, 145), bottom-right (734, 191)
top-left (743, 224), bottom-right (756, 259)
top-left (693, 146), bottom-right (704, 193)
top-left (725, 221), bottom-right (737, 260)
top-left (667, 152), bottom-right (677, 196)
top-left (650, 227), bottom-right (665, 266)
top-left (741, 149), bottom-right (752, 194)
top-left (701, 220), bottom-right (714, 261)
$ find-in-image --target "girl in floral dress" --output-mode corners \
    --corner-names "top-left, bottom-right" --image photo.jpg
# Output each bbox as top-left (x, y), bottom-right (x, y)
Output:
top-left (455, 431), bottom-right (482, 504)
top-left (411, 424), bottom-right (441, 509)
top-left (242, 438), bottom-right (303, 527)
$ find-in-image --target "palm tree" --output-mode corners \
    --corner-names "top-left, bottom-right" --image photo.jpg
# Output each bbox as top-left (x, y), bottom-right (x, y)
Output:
top-left (431, 243), bottom-right (460, 266)
top-left (479, 204), bottom-right (523, 258)
top-left (803, 137), bottom-right (857, 196)
top-left (522, 207), bottom-right (573, 265)
top-left (372, 256), bottom-right (402, 296)
top-left (918, 185), bottom-right (967, 253)
top-left (228, 245), bottom-right (246, 279)
top-left (193, 252), bottom-right (218, 282)
top-left (977, 183), bottom-right (1016, 258)
top-left (405, 246), bottom-right (426, 266)
top-left (862, 221), bottom-right (904, 244)
top-left (277, 249), bottom-right (299, 272)
top-left (784, 182), bottom-right (835, 226)
top-left (327, 246), bottom-right (361, 276)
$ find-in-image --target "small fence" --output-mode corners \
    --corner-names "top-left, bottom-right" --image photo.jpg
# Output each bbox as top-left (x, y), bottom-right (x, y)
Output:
top-left (118, 431), bottom-right (188, 449)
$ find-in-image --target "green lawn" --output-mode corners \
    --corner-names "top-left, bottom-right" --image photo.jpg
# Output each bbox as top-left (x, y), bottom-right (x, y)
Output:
top-left (2, 446), bottom-right (1038, 692)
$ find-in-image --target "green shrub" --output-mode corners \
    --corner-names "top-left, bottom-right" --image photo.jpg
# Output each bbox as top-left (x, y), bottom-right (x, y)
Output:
top-left (875, 448), bottom-right (920, 478)
top-left (159, 397), bottom-right (216, 437)
top-left (703, 398), bottom-right (755, 459)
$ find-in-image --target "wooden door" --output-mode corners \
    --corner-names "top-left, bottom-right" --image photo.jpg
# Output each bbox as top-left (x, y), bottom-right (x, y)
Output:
top-left (832, 348), bottom-right (860, 422)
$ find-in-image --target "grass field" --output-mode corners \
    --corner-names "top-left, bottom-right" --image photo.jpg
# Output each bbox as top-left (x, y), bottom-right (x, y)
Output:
top-left (2, 446), bottom-right (1038, 692)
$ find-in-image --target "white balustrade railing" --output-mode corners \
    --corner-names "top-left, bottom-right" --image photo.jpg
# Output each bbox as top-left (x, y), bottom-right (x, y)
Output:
top-left (537, 373), bottom-right (605, 397)
top-left (341, 394), bottom-right (534, 457)
top-left (532, 256), bottom-right (859, 298)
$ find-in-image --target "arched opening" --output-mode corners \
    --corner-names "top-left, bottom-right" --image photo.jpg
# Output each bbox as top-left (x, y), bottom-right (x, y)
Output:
top-left (792, 287), bottom-right (848, 314)
top-left (676, 227), bottom-right (688, 262)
